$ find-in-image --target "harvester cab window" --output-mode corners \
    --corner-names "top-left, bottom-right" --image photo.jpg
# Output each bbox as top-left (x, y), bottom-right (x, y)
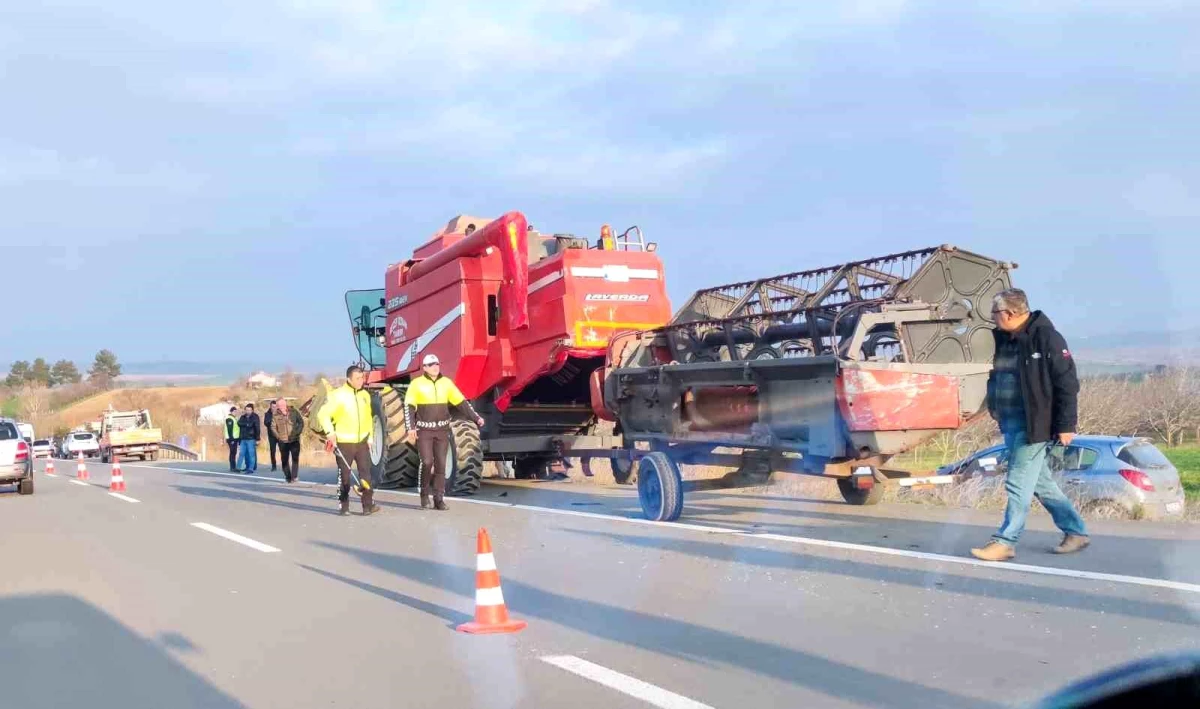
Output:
top-left (344, 288), bottom-right (388, 370)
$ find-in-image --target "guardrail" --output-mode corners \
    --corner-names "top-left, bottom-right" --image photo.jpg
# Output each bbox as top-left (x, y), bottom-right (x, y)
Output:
top-left (158, 442), bottom-right (201, 461)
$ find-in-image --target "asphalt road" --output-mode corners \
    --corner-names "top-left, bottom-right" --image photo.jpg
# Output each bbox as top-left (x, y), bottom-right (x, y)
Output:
top-left (3, 457), bottom-right (1199, 709)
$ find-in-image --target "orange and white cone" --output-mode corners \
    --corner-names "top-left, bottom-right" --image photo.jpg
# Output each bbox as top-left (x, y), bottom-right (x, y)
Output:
top-left (109, 457), bottom-right (126, 493)
top-left (45, 459), bottom-right (55, 475)
top-left (76, 452), bottom-right (89, 481)
top-left (456, 528), bottom-right (527, 635)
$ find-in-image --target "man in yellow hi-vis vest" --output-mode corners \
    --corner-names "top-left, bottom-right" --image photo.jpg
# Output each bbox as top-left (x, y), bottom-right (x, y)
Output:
top-left (318, 365), bottom-right (380, 516)
top-left (404, 354), bottom-right (484, 510)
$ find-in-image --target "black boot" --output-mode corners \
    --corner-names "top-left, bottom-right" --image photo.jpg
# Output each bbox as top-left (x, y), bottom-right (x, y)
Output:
top-left (338, 499), bottom-right (350, 516)
top-left (361, 488), bottom-right (380, 515)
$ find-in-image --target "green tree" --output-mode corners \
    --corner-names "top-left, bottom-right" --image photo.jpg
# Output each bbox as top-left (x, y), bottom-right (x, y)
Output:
top-left (88, 349), bottom-right (122, 385)
top-left (6, 361), bottom-right (31, 387)
top-left (50, 359), bottom-right (82, 386)
top-left (29, 358), bottom-right (52, 386)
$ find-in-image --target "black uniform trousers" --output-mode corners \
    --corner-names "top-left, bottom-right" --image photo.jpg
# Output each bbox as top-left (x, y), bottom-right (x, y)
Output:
top-left (334, 439), bottom-right (375, 510)
top-left (227, 440), bottom-right (239, 471)
top-left (417, 428), bottom-right (450, 502)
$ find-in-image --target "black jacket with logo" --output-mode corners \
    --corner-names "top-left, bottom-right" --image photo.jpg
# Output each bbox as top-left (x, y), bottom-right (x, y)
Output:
top-left (986, 311), bottom-right (1080, 443)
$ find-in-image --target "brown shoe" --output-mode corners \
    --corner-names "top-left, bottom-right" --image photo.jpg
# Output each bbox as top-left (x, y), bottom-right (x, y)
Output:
top-left (1053, 534), bottom-right (1090, 554)
top-left (970, 541), bottom-right (1015, 561)
top-left (434, 499), bottom-right (448, 511)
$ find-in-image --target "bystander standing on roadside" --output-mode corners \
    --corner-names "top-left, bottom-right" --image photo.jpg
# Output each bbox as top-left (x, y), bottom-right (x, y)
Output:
top-left (238, 403), bottom-right (261, 474)
top-left (270, 398), bottom-right (304, 483)
top-left (264, 400), bottom-right (279, 471)
top-left (224, 406), bottom-right (241, 472)
top-left (971, 288), bottom-right (1090, 561)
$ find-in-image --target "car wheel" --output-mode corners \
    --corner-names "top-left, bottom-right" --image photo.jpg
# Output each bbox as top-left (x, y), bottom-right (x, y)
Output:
top-left (18, 476), bottom-right (34, 495)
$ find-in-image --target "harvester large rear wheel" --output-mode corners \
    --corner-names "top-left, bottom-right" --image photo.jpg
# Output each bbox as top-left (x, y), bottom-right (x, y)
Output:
top-left (443, 419), bottom-right (484, 497)
top-left (370, 387), bottom-right (420, 489)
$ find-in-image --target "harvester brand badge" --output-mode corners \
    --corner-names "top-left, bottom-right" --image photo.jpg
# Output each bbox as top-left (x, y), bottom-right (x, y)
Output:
top-left (585, 293), bottom-right (650, 302)
top-left (387, 295), bottom-right (408, 311)
top-left (388, 316), bottom-right (408, 344)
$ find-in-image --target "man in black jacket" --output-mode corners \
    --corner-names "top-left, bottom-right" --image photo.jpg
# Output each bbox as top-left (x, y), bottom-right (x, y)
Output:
top-left (971, 288), bottom-right (1089, 561)
top-left (237, 403), bottom-right (261, 474)
top-left (264, 401), bottom-right (278, 472)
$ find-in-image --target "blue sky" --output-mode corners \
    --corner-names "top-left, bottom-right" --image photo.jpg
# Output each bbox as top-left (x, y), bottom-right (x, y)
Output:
top-left (3, 1), bottom-right (1198, 367)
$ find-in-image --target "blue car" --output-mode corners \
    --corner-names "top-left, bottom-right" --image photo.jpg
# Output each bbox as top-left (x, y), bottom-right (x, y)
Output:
top-left (938, 436), bottom-right (1186, 519)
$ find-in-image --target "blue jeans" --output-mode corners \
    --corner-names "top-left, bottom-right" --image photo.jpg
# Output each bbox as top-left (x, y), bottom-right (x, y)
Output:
top-left (994, 429), bottom-right (1088, 546)
top-left (239, 440), bottom-right (258, 472)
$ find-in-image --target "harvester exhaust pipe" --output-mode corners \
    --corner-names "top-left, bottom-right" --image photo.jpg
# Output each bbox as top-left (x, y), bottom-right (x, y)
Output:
top-left (405, 211), bottom-right (531, 331)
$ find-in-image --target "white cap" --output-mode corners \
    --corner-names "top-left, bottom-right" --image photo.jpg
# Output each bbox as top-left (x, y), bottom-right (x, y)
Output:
top-left (422, 354), bottom-right (440, 366)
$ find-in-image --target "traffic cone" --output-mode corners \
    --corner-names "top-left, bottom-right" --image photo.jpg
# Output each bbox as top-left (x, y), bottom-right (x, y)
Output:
top-left (76, 452), bottom-right (89, 481)
top-left (45, 459), bottom-right (55, 475)
top-left (109, 457), bottom-right (126, 493)
top-left (456, 528), bottom-right (527, 635)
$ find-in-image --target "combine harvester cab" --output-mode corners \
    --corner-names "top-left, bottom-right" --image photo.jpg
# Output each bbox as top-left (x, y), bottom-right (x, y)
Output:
top-left (342, 212), bottom-right (672, 494)
top-left (598, 245), bottom-right (1016, 520)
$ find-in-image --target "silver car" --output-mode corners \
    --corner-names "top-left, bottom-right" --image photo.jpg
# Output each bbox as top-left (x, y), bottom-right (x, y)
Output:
top-left (940, 435), bottom-right (1185, 519)
top-left (0, 418), bottom-right (35, 495)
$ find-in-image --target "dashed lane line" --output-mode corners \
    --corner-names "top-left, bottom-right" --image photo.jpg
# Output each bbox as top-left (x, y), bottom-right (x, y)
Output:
top-left (190, 522), bottom-right (281, 553)
top-left (541, 655), bottom-right (715, 709)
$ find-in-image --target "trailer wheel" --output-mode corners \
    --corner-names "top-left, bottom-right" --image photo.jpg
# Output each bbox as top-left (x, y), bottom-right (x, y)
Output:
top-left (837, 476), bottom-right (885, 505)
top-left (637, 451), bottom-right (683, 522)
top-left (445, 419), bottom-right (483, 497)
top-left (371, 387), bottom-right (420, 489)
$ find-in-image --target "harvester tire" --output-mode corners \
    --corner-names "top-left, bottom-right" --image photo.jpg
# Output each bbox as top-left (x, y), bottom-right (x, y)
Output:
top-left (444, 419), bottom-right (484, 497)
top-left (637, 451), bottom-right (683, 522)
top-left (837, 476), bottom-right (885, 506)
top-left (370, 387), bottom-right (420, 489)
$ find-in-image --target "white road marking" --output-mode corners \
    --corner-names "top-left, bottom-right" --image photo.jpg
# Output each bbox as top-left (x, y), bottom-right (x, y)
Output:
top-left (541, 655), bottom-right (714, 709)
top-left (128, 462), bottom-right (1200, 595)
top-left (45, 473), bottom-right (57, 477)
top-left (109, 493), bottom-right (140, 503)
top-left (70, 480), bottom-right (90, 487)
top-left (190, 522), bottom-right (280, 553)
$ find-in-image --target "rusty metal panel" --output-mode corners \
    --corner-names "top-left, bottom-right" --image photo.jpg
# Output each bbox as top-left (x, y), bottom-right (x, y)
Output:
top-left (836, 368), bottom-right (960, 432)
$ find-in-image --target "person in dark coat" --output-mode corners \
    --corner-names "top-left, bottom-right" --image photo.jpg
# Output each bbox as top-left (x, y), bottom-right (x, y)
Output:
top-left (264, 400), bottom-right (279, 471)
top-left (237, 403), bottom-right (261, 474)
top-left (971, 288), bottom-right (1089, 561)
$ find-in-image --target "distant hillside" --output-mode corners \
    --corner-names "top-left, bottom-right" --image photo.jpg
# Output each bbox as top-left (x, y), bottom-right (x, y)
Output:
top-left (119, 359), bottom-right (347, 385)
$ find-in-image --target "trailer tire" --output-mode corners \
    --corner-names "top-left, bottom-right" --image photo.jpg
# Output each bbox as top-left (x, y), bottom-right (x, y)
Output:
top-left (371, 387), bottom-right (420, 489)
top-left (444, 419), bottom-right (483, 497)
top-left (837, 476), bottom-right (885, 506)
top-left (637, 451), bottom-right (683, 522)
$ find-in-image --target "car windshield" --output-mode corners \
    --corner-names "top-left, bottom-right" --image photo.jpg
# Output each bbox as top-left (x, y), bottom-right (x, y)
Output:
top-left (33, 439), bottom-right (49, 446)
top-left (72, 433), bottom-right (94, 441)
top-left (1118, 442), bottom-right (1173, 470)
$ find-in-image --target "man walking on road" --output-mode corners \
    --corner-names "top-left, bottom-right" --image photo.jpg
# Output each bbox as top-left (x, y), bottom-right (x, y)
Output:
top-left (404, 353), bottom-right (484, 511)
top-left (238, 403), bottom-right (261, 474)
top-left (270, 398), bottom-right (304, 483)
top-left (264, 400), bottom-right (279, 472)
top-left (224, 406), bottom-right (241, 472)
top-left (317, 365), bottom-right (380, 516)
top-left (971, 288), bottom-right (1090, 562)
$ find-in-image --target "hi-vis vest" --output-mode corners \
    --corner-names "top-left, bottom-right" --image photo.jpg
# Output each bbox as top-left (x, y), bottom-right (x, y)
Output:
top-left (404, 375), bottom-right (470, 430)
top-left (317, 384), bottom-right (374, 443)
top-left (225, 415), bottom-right (240, 440)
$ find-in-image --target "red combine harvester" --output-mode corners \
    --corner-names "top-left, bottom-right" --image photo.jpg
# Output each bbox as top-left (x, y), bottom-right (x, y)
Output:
top-left (342, 211), bottom-right (671, 495)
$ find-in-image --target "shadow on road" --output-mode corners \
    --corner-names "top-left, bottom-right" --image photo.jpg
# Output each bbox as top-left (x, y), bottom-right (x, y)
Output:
top-left (314, 540), bottom-right (1004, 709)
top-left (297, 564), bottom-right (473, 628)
top-left (0, 593), bottom-right (244, 709)
top-left (561, 528), bottom-right (1200, 627)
